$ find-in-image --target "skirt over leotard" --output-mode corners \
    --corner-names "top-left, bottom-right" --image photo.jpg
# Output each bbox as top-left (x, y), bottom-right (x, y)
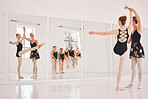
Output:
top-left (129, 29), bottom-right (145, 59)
top-left (113, 28), bottom-right (129, 56)
top-left (30, 41), bottom-right (40, 59)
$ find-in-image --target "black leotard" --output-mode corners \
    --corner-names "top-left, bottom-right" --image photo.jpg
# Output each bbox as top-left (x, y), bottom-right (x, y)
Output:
top-left (77, 51), bottom-right (81, 57)
top-left (129, 29), bottom-right (145, 58)
top-left (30, 41), bottom-right (40, 59)
top-left (113, 28), bottom-right (129, 56)
top-left (69, 50), bottom-right (74, 57)
top-left (16, 42), bottom-right (23, 57)
top-left (52, 51), bottom-right (57, 59)
top-left (59, 53), bottom-right (64, 60)
top-left (65, 51), bottom-right (68, 57)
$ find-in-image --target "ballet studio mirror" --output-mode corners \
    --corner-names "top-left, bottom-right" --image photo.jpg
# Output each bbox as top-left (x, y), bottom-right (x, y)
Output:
top-left (1, 11), bottom-right (148, 82)
top-left (83, 21), bottom-right (112, 78)
top-left (8, 13), bottom-right (48, 81)
top-left (49, 17), bottom-right (83, 80)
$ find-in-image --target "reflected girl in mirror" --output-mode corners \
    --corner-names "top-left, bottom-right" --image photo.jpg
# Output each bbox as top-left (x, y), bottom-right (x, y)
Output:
top-left (59, 48), bottom-right (65, 74)
top-left (64, 47), bottom-right (70, 69)
top-left (69, 47), bottom-right (76, 69)
top-left (76, 47), bottom-right (81, 66)
top-left (52, 46), bottom-right (58, 74)
top-left (24, 27), bottom-right (40, 79)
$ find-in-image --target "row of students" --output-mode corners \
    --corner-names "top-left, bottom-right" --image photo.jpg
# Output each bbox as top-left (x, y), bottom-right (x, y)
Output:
top-left (51, 46), bottom-right (81, 74)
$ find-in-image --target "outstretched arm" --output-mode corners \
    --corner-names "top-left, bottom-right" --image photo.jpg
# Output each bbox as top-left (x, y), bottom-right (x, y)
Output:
top-left (131, 8), bottom-right (141, 31)
top-left (9, 41), bottom-right (18, 45)
top-left (89, 29), bottom-right (118, 35)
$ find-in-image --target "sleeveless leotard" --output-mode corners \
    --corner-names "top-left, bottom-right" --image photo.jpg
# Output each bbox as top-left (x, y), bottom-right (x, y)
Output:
top-left (16, 42), bottom-right (23, 57)
top-left (113, 28), bottom-right (129, 56)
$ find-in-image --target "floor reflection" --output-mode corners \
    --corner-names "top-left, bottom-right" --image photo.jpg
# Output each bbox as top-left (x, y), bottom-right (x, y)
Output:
top-left (0, 76), bottom-right (147, 99)
top-left (49, 72), bottom-right (82, 80)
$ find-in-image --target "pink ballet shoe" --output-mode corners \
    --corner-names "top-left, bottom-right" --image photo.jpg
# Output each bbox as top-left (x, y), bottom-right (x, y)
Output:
top-left (125, 84), bottom-right (133, 88)
top-left (116, 86), bottom-right (125, 91)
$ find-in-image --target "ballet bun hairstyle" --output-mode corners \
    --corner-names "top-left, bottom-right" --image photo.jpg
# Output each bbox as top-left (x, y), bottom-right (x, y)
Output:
top-left (133, 16), bottom-right (138, 24)
top-left (119, 16), bottom-right (127, 26)
top-left (53, 46), bottom-right (56, 48)
top-left (60, 48), bottom-right (63, 50)
top-left (16, 33), bottom-right (20, 37)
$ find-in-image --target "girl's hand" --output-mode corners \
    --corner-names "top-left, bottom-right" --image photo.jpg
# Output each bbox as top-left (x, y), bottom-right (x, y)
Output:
top-left (9, 41), bottom-right (12, 44)
top-left (124, 5), bottom-right (132, 11)
top-left (89, 31), bottom-right (95, 35)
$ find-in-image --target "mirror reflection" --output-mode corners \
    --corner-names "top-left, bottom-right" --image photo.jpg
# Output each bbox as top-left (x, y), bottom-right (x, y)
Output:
top-left (8, 13), bottom-right (48, 81)
top-left (49, 17), bottom-right (83, 80)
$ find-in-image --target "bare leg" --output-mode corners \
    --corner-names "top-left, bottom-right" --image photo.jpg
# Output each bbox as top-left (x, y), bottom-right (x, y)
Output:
top-left (17, 57), bottom-right (24, 79)
top-left (137, 58), bottom-right (143, 89)
top-left (116, 53), bottom-right (126, 91)
top-left (18, 43), bottom-right (45, 56)
top-left (126, 57), bottom-right (137, 88)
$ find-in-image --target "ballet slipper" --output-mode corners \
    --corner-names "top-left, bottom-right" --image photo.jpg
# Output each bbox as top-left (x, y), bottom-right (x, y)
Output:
top-left (33, 76), bottom-right (37, 79)
top-left (60, 72), bottom-right (64, 74)
top-left (67, 65), bottom-right (70, 69)
top-left (138, 83), bottom-right (142, 89)
top-left (18, 75), bottom-right (24, 79)
top-left (35, 74), bottom-right (37, 77)
top-left (125, 84), bottom-right (133, 88)
top-left (116, 86), bottom-right (125, 91)
top-left (73, 64), bottom-right (75, 69)
top-left (38, 43), bottom-right (45, 49)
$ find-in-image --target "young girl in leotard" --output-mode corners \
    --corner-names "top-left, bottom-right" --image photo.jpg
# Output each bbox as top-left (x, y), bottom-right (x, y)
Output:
top-left (24, 27), bottom-right (40, 79)
top-left (59, 48), bottom-right (65, 74)
top-left (51, 46), bottom-right (58, 74)
top-left (125, 6), bottom-right (145, 89)
top-left (64, 47), bottom-right (70, 69)
top-left (69, 47), bottom-right (76, 69)
top-left (9, 27), bottom-right (45, 79)
top-left (89, 5), bottom-right (133, 91)
top-left (76, 47), bottom-right (81, 66)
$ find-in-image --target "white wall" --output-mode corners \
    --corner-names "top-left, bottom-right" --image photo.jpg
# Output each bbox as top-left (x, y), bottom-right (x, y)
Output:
top-left (8, 13), bottom-right (48, 74)
top-left (0, 0), bottom-right (148, 27)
